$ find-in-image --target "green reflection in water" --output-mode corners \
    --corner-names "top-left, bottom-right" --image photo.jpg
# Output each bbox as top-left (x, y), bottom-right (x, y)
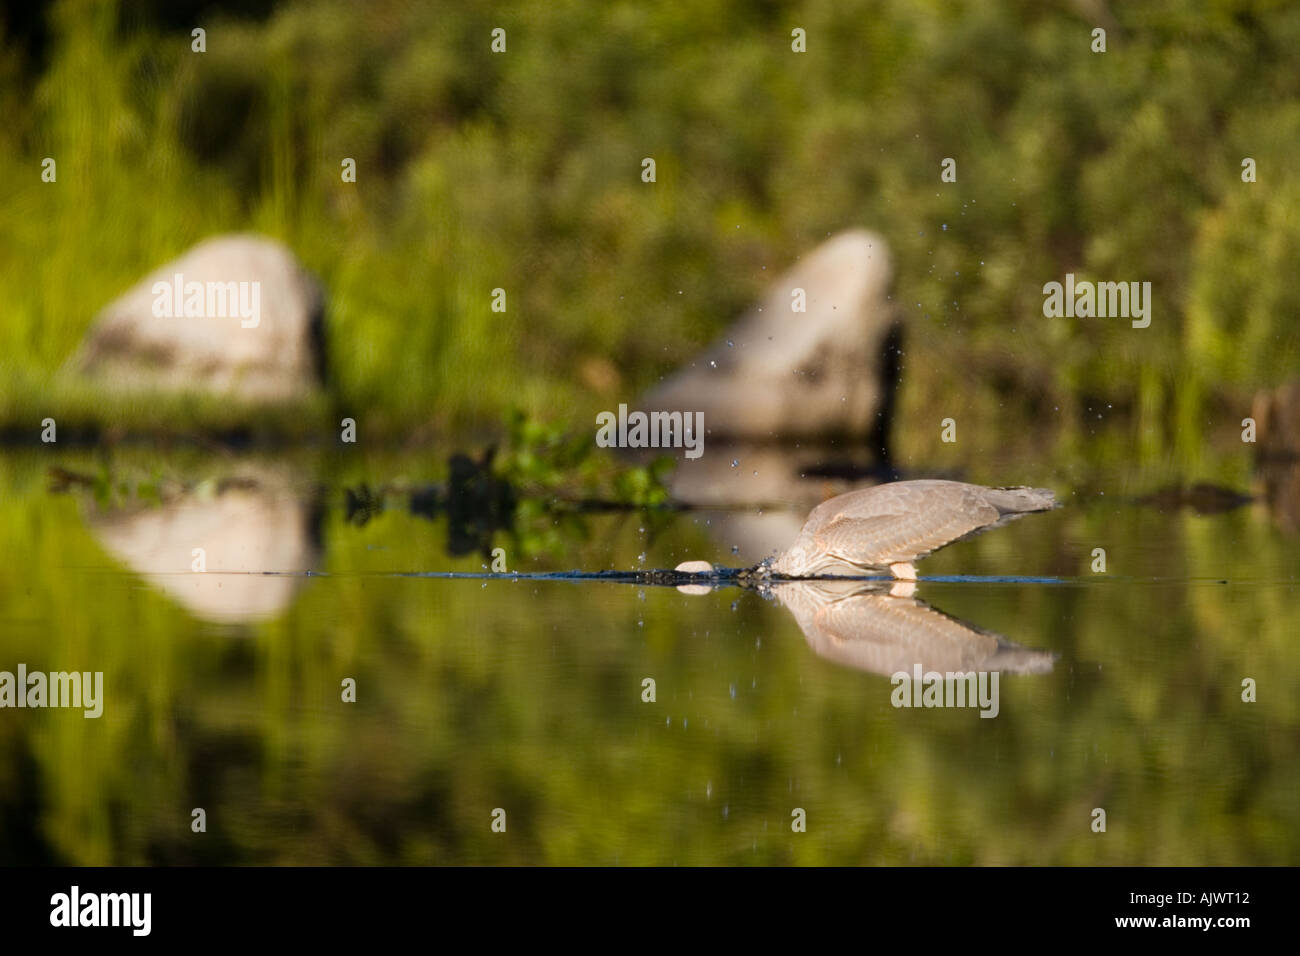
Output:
top-left (1, 449), bottom-right (1297, 865)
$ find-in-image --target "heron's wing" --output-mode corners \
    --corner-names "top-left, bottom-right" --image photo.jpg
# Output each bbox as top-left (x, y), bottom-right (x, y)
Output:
top-left (812, 499), bottom-right (1001, 566)
top-left (776, 480), bottom-right (1057, 574)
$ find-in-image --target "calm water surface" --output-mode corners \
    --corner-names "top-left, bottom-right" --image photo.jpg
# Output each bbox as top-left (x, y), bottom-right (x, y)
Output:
top-left (2, 448), bottom-right (1297, 865)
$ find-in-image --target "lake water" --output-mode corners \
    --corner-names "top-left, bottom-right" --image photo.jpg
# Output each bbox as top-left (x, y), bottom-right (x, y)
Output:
top-left (2, 445), bottom-right (1297, 865)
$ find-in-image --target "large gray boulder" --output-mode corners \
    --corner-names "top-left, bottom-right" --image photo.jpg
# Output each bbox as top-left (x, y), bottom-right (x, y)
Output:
top-left (642, 229), bottom-right (899, 443)
top-left (72, 235), bottom-right (325, 401)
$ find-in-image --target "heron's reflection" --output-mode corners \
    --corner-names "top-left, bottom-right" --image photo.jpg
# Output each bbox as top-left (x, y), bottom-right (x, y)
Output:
top-left (766, 578), bottom-right (1056, 677)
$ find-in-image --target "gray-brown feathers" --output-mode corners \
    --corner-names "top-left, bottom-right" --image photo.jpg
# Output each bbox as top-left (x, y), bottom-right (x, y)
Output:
top-left (770, 480), bottom-right (1057, 576)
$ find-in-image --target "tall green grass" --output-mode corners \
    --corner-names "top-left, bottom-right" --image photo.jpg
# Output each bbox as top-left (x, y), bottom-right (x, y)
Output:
top-left (1, 0), bottom-right (1298, 453)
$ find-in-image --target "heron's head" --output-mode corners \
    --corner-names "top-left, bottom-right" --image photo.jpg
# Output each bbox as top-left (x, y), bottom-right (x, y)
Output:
top-left (768, 547), bottom-right (806, 577)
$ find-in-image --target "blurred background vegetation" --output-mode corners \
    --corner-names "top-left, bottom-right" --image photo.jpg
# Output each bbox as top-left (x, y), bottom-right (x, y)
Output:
top-left (1, 0), bottom-right (1297, 461)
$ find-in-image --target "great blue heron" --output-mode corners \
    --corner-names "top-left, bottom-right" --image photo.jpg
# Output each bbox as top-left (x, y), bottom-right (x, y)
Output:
top-left (768, 479), bottom-right (1057, 579)
top-left (678, 479), bottom-right (1058, 581)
